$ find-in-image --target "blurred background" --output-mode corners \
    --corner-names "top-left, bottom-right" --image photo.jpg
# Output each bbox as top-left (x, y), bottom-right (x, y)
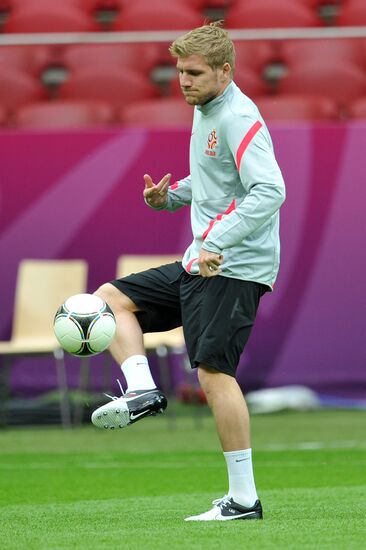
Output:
top-left (0, 0), bottom-right (365, 427)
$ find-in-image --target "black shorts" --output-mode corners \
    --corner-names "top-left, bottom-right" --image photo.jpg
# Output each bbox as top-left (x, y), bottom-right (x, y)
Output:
top-left (110, 262), bottom-right (266, 377)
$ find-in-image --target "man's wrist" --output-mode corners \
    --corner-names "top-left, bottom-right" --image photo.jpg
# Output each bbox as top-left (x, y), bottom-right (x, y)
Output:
top-left (201, 243), bottom-right (222, 255)
top-left (144, 197), bottom-right (167, 210)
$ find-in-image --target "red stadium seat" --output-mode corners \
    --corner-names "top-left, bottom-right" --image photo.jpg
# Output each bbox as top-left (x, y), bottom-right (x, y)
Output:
top-left (0, 69), bottom-right (45, 110)
top-left (347, 98), bottom-right (366, 119)
top-left (233, 68), bottom-right (271, 98)
top-left (279, 61), bottom-right (366, 107)
top-left (114, 0), bottom-right (209, 10)
top-left (337, 0), bottom-right (366, 26)
top-left (3, 4), bottom-right (98, 33)
top-left (13, 100), bottom-right (115, 128)
top-left (79, 0), bottom-right (124, 11)
top-left (256, 94), bottom-right (340, 121)
top-left (279, 38), bottom-right (365, 69)
top-left (2, 0), bottom-right (100, 13)
top-left (0, 46), bottom-right (57, 76)
top-left (170, 67), bottom-right (269, 99)
top-left (62, 43), bottom-right (163, 76)
top-left (234, 40), bottom-right (279, 72)
top-left (120, 98), bottom-right (194, 127)
top-left (0, 106), bottom-right (8, 127)
top-left (225, 0), bottom-right (322, 28)
top-left (59, 67), bottom-right (158, 107)
top-left (112, 3), bottom-right (204, 31)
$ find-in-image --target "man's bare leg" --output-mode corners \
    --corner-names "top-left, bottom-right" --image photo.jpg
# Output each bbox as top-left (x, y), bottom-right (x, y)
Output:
top-left (91, 283), bottom-right (167, 429)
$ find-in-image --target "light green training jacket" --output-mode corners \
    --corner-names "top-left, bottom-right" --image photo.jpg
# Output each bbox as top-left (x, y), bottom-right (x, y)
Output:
top-left (155, 81), bottom-right (286, 289)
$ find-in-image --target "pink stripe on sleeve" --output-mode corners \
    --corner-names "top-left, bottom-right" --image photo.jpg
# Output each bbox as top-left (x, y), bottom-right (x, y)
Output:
top-left (186, 257), bottom-right (198, 272)
top-left (236, 120), bottom-right (262, 170)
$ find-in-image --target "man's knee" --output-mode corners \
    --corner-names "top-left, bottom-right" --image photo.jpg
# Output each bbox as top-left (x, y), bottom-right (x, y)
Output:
top-left (94, 283), bottom-right (137, 314)
top-left (197, 364), bottom-right (221, 394)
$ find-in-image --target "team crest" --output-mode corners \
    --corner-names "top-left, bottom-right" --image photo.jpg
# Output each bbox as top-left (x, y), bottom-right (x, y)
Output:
top-left (205, 129), bottom-right (217, 157)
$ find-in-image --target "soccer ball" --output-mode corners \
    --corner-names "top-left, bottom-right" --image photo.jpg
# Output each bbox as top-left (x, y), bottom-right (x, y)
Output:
top-left (54, 293), bottom-right (116, 356)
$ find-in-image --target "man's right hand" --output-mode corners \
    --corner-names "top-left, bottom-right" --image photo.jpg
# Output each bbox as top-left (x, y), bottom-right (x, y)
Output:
top-left (143, 173), bottom-right (171, 208)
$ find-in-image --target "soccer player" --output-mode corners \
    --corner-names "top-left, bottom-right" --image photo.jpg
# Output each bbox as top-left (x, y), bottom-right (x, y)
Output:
top-left (92, 22), bottom-right (286, 521)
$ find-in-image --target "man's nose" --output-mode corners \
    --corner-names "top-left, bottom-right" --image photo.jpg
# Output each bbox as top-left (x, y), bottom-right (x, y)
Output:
top-left (180, 73), bottom-right (192, 87)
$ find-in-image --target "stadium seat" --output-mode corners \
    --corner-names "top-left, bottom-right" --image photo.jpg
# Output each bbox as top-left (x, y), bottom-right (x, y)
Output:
top-left (255, 94), bottom-right (340, 121)
top-left (114, 0), bottom-right (209, 10)
top-left (62, 43), bottom-right (163, 76)
top-left (233, 40), bottom-right (279, 72)
top-left (3, 4), bottom-right (98, 33)
top-left (0, 46), bottom-right (56, 76)
top-left (0, 69), bottom-right (45, 110)
top-left (79, 0), bottom-right (124, 11)
top-left (279, 61), bottom-right (366, 107)
top-left (279, 38), bottom-right (365, 68)
top-left (13, 100), bottom-right (115, 128)
top-left (0, 106), bottom-right (8, 126)
top-left (337, 0), bottom-right (366, 26)
top-left (112, 3), bottom-right (204, 31)
top-left (119, 98), bottom-right (193, 127)
top-left (0, 259), bottom-right (88, 428)
top-left (347, 97), bottom-right (366, 119)
top-left (232, 67), bottom-right (271, 97)
top-left (1, 0), bottom-right (118, 16)
top-left (225, 0), bottom-right (322, 28)
top-left (59, 67), bottom-right (158, 107)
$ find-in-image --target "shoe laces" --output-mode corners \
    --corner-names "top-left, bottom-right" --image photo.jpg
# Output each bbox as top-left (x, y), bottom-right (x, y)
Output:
top-left (104, 379), bottom-right (125, 401)
top-left (212, 495), bottom-right (231, 508)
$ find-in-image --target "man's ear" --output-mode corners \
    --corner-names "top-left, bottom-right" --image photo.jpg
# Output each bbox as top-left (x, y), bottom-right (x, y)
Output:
top-left (221, 62), bottom-right (232, 81)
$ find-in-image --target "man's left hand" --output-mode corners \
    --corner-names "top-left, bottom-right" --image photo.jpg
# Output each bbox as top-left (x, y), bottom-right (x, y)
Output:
top-left (198, 249), bottom-right (223, 277)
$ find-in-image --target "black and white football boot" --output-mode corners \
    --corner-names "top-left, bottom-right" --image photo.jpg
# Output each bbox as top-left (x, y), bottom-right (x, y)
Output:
top-left (91, 381), bottom-right (167, 430)
top-left (184, 495), bottom-right (263, 521)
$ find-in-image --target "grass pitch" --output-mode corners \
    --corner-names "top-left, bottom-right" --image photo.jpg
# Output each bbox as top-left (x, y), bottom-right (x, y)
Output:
top-left (0, 409), bottom-right (365, 549)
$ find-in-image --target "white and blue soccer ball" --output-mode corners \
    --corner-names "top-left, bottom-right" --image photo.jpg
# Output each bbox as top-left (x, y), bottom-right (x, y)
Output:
top-left (54, 293), bottom-right (116, 356)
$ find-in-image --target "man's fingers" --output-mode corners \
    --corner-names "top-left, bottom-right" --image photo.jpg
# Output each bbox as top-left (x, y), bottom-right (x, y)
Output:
top-left (144, 174), bottom-right (154, 188)
top-left (157, 173), bottom-right (171, 195)
top-left (144, 173), bottom-right (171, 196)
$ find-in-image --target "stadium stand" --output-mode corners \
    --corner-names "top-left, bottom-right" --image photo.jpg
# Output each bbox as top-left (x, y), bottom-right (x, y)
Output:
top-left (225, 0), bottom-right (322, 29)
top-left (112, 3), bottom-right (205, 31)
top-left (3, 3), bottom-right (98, 33)
top-left (0, 0), bottom-right (366, 125)
top-left (13, 99), bottom-right (115, 128)
top-left (279, 38), bottom-right (366, 69)
top-left (59, 66), bottom-right (159, 107)
top-left (0, 69), bottom-right (45, 111)
top-left (0, 45), bottom-right (57, 76)
top-left (230, 67), bottom-right (272, 97)
top-left (347, 97), bottom-right (366, 119)
top-left (119, 97), bottom-right (193, 127)
top-left (255, 94), bottom-right (340, 121)
top-left (337, 0), bottom-right (366, 26)
top-left (0, 106), bottom-right (8, 126)
top-left (279, 60), bottom-right (366, 108)
top-left (62, 43), bottom-right (164, 76)
top-left (233, 40), bottom-right (279, 72)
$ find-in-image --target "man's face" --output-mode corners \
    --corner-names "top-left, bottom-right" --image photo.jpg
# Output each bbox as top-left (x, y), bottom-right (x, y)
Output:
top-left (176, 54), bottom-right (230, 106)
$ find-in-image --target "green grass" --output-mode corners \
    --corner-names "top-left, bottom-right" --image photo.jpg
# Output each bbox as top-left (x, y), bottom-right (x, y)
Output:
top-left (0, 409), bottom-right (366, 549)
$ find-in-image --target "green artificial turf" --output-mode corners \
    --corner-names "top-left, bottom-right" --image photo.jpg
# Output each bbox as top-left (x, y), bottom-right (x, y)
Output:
top-left (0, 409), bottom-right (365, 549)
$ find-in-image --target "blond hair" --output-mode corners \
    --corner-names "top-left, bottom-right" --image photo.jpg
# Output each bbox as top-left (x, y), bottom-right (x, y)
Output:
top-left (169, 21), bottom-right (235, 77)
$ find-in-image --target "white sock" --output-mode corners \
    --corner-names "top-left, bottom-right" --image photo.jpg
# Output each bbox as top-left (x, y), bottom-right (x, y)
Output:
top-left (121, 355), bottom-right (157, 393)
top-left (223, 448), bottom-right (258, 508)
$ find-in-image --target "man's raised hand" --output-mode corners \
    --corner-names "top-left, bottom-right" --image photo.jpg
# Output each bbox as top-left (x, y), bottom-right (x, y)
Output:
top-left (143, 173), bottom-right (171, 208)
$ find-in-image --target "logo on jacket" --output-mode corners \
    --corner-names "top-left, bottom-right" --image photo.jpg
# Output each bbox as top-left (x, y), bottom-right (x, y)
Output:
top-left (205, 129), bottom-right (217, 157)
